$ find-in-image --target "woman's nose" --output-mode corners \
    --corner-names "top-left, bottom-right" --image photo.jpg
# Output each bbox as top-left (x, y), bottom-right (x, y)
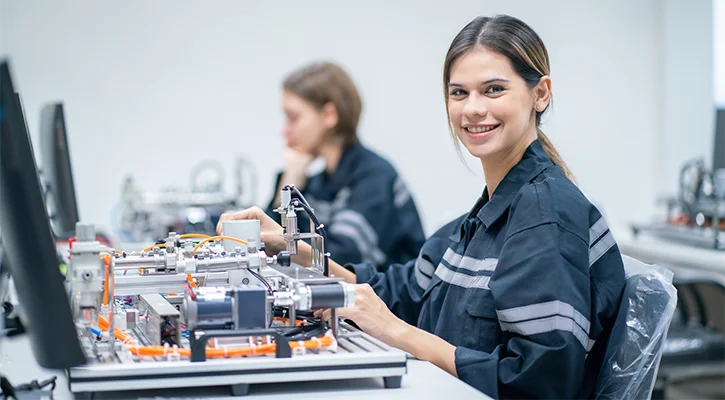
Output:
top-left (462, 93), bottom-right (487, 119)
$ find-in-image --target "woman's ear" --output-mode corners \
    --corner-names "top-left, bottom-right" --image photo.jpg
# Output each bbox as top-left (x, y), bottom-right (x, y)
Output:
top-left (321, 102), bottom-right (339, 131)
top-left (534, 75), bottom-right (552, 111)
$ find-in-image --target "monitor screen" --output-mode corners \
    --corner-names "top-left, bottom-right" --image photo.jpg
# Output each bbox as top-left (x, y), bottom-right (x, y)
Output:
top-left (0, 60), bottom-right (86, 368)
top-left (40, 103), bottom-right (80, 237)
top-left (715, 0), bottom-right (724, 107)
top-left (714, 108), bottom-right (725, 170)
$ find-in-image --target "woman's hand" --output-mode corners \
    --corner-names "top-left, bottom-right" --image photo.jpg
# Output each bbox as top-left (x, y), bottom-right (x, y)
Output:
top-left (271, 148), bottom-right (315, 209)
top-left (319, 284), bottom-right (410, 346)
top-left (216, 207), bottom-right (286, 254)
top-left (319, 284), bottom-right (457, 377)
top-left (284, 147), bottom-right (315, 176)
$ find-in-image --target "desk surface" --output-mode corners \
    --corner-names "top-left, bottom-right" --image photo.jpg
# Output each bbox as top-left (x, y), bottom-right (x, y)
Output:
top-left (0, 335), bottom-right (491, 400)
top-left (616, 230), bottom-right (725, 275)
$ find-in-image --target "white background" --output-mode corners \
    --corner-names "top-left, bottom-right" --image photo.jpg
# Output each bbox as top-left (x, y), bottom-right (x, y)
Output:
top-left (716, 0), bottom-right (725, 106)
top-left (0, 0), bottom-right (716, 240)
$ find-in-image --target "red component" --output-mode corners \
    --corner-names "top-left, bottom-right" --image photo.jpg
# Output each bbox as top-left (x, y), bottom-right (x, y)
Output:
top-left (185, 282), bottom-right (197, 300)
top-left (66, 236), bottom-right (77, 259)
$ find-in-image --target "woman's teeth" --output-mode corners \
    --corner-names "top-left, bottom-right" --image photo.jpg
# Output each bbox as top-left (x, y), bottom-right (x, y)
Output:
top-left (466, 125), bottom-right (498, 133)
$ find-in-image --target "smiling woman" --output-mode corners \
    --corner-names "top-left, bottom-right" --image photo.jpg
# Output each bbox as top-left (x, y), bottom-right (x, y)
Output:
top-left (443, 19), bottom-right (575, 188)
top-left (223, 15), bottom-right (626, 399)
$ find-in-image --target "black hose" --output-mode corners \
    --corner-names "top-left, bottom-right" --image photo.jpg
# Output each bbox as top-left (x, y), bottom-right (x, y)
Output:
top-left (248, 268), bottom-right (273, 294)
top-left (290, 199), bottom-right (329, 276)
top-left (284, 185), bottom-right (312, 210)
top-left (278, 322), bottom-right (329, 341)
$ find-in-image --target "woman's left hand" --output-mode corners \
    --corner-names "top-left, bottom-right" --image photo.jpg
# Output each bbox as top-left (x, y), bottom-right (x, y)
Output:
top-left (319, 284), bottom-right (409, 346)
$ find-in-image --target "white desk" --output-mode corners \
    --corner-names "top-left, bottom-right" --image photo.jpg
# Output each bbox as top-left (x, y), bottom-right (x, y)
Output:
top-left (0, 335), bottom-right (491, 400)
top-left (617, 231), bottom-right (725, 277)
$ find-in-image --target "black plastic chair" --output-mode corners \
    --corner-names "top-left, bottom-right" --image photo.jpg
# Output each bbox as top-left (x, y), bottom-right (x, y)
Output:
top-left (655, 276), bottom-right (725, 398)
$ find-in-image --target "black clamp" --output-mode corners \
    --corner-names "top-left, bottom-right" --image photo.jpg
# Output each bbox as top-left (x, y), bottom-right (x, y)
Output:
top-left (189, 328), bottom-right (291, 362)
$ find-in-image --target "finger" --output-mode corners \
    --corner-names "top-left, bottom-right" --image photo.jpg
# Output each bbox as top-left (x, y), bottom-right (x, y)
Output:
top-left (322, 309), bottom-right (332, 321)
top-left (217, 208), bottom-right (262, 235)
top-left (336, 307), bottom-right (353, 319)
top-left (216, 217), bottom-right (225, 235)
top-left (358, 283), bottom-right (374, 294)
top-left (216, 213), bottom-right (237, 235)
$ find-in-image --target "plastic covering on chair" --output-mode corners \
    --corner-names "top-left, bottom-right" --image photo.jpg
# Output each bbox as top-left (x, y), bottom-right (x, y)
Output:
top-left (594, 255), bottom-right (678, 399)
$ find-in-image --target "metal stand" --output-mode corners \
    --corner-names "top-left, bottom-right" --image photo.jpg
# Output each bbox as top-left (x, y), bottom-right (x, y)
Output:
top-left (384, 376), bottom-right (403, 389)
top-left (230, 383), bottom-right (250, 396)
top-left (68, 321), bottom-right (407, 397)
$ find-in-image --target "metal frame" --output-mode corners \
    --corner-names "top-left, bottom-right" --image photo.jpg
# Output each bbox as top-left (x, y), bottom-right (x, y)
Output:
top-left (67, 322), bottom-right (407, 397)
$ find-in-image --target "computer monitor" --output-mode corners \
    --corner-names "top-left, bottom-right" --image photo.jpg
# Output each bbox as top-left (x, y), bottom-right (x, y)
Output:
top-left (40, 103), bottom-right (80, 238)
top-left (714, 108), bottom-right (725, 170)
top-left (0, 60), bottom-right (86, 368)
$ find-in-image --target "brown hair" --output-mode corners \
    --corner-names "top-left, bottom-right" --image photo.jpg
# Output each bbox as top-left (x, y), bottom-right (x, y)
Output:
top-left (443, 15), bottom-right (575, 182)
top-left (283, 62), bottom-right (362, 148)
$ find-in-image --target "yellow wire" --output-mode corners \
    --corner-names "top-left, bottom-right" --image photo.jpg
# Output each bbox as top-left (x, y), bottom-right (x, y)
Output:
top-left (179, 233), bottom-right (211, 239)
top-left (192, 236), bottom-right (248, 253)
top-left (142, 244), bottom-right (165, 253)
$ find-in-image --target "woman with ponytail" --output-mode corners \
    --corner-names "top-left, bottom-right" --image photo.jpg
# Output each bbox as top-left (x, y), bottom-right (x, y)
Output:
top-left (223, 15), bottom-right (625, 398)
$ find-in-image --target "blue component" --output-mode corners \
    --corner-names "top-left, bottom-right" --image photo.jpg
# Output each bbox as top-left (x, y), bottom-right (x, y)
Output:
top-left (194, 291), bottom-right (233, 330)
top-left (232, 286), bottom-right (267, 329)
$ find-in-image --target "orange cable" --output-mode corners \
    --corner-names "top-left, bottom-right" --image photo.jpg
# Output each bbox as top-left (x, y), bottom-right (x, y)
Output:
top-left (97, 315), bottom-right (332, 358)
top-left (192, 236), bottom-right (248, 254)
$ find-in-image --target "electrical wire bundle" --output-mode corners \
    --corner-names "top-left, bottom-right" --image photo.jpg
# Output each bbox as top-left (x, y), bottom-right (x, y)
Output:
top-left (97, 315), bottom-right (335, 359)
top-left (272, 307), bottom-right (329, 341)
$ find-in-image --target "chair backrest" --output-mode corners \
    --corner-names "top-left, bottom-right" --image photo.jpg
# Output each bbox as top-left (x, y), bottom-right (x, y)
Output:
top-left (594, 255), bottom-right (678, 399)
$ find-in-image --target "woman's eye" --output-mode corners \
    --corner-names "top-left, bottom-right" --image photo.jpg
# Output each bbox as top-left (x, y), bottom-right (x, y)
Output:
top-left (486, 86), bottom-right (504, 95)
top-left (449, 89), bottom-right (467, 96)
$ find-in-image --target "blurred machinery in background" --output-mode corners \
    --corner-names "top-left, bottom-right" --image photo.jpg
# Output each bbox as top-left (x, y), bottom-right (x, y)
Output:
top-left (633, 109), bottom-right (725, 250)
top-left (117, 158), bottom-right (257, 242)
top-left (632, 159), bottom-right (725, 250)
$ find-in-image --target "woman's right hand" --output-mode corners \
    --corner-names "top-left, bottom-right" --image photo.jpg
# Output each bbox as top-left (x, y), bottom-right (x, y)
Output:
top-left (284, 147), bottom-right (315, 176)
top-left (216, 207), bottom-right (286, 254)
top-left (272, 148), bottom-right (315, 209)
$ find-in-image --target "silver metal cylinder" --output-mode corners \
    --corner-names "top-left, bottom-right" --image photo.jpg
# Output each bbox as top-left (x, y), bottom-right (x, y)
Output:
top-left (289, 282), bottom-right (354, 311)
top-left (113, 255), bottom-right (165, 269)
top-left (280, 189), bottom-right (292, 208)
top-left (285, 239), bottom-right (298, 255)
top-left (195, 256), bottom-right (248, 272)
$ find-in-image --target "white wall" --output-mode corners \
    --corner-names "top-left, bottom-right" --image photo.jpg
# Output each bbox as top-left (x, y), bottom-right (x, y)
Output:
top-left (657, 0), bottom-right (714, 201)
top-left (716, 0), bottom-right (725, 106)
top-left (0, 0), bottom-right (713, 240)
